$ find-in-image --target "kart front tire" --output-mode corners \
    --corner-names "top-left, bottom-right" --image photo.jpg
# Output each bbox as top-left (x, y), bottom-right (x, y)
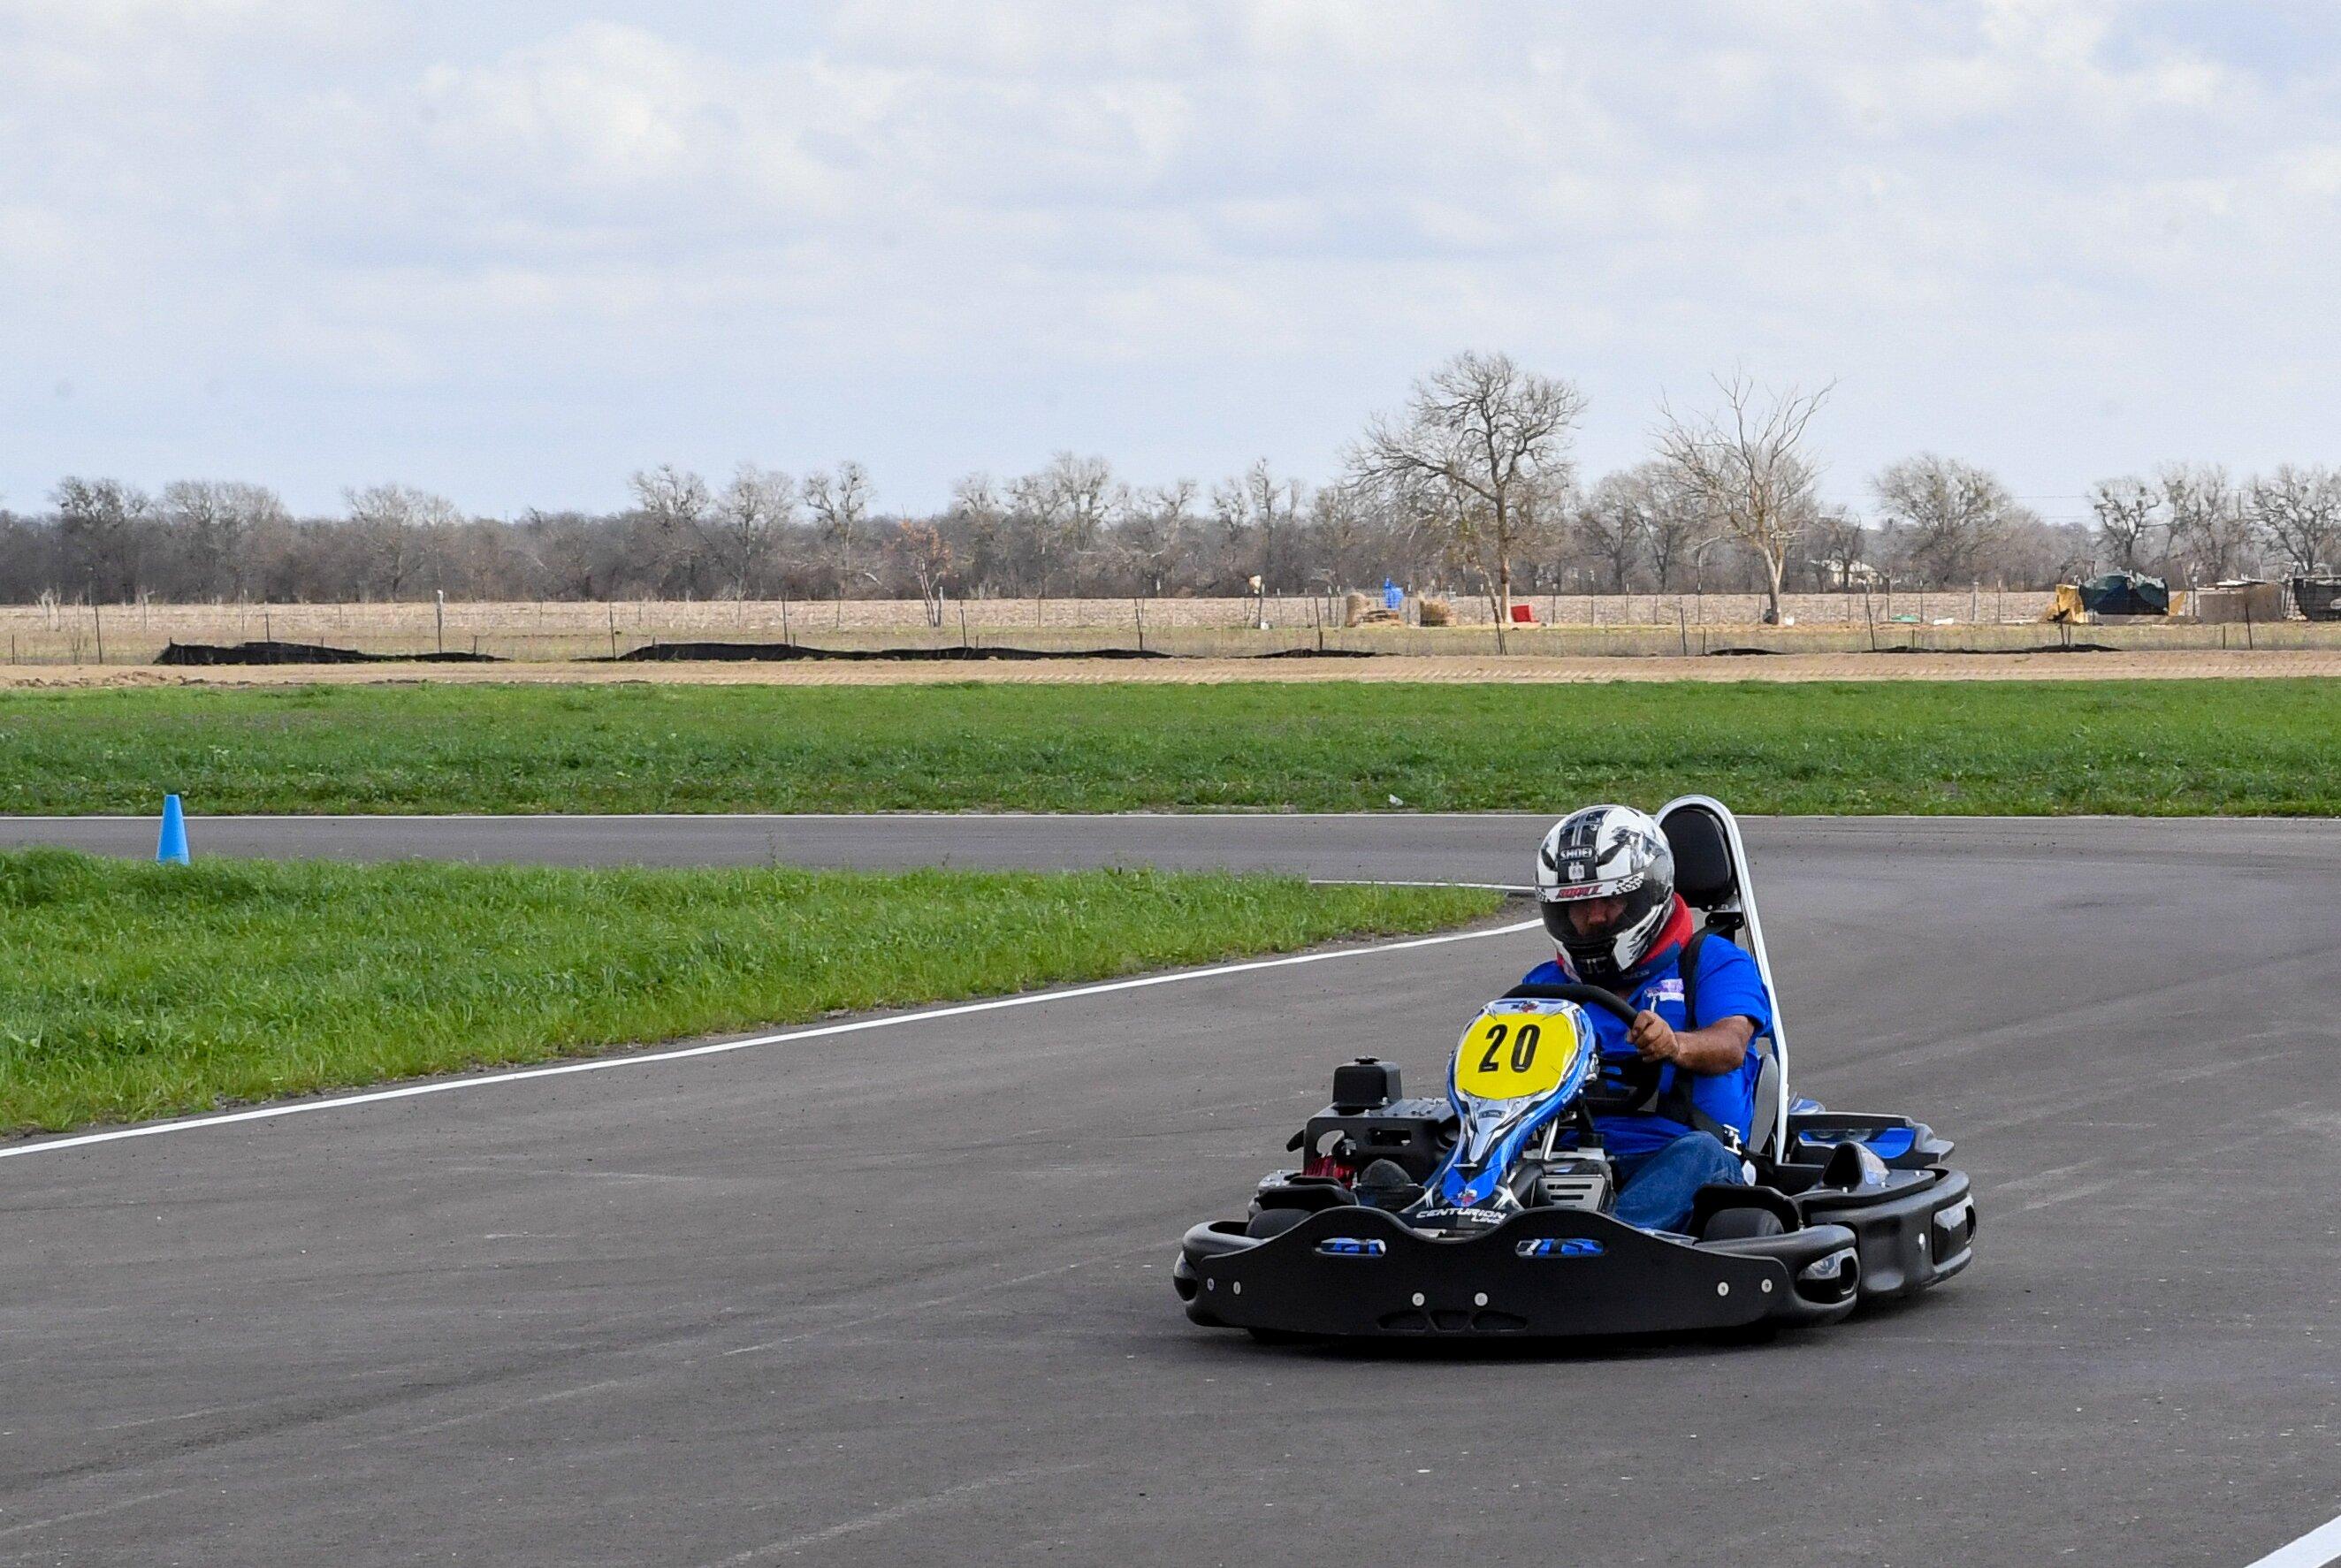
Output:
top-left (1245, 1207), bottom-right (1312, 1240)
top-left (1699, 1206), bottom-right (1787, 1242)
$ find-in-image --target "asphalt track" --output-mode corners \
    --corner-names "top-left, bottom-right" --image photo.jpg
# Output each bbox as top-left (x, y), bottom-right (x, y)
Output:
top-left (2, 816), bottom-right (2337, 1566)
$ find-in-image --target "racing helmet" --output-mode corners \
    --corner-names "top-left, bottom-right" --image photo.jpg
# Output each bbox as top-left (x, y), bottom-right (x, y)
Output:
top-left (1535, 804), bottom-right (1676, 985)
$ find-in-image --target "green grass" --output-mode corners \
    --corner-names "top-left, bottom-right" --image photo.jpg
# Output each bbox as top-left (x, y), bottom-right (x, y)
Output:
top-left (3, 679), bottom-right (2336, 816)
top-left (0, 850), bottom-right (1500, 1134)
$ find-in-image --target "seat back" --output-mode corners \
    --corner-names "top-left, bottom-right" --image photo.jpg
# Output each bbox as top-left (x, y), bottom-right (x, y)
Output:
top-left (1657, 796), bottom-right (1789, 1161)
top-left (1662, 800), bottom-right (1742, 928)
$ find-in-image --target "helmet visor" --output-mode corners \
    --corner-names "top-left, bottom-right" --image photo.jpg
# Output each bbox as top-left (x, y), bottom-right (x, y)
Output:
top-left (1538, 879), bottom-right (1672, 980)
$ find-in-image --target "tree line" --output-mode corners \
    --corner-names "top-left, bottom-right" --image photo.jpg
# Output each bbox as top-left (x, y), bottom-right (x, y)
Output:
top-left (5, 354), bottom-right (2335, 619)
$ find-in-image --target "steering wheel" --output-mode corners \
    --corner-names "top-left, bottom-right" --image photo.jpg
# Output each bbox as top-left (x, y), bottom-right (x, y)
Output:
top-left (1498, 980), bottom-right (1655, 1110)
top-left (1500, 979), bottom-right (1640, 1024)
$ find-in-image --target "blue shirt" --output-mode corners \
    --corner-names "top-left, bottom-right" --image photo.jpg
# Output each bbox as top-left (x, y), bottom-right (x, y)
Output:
top-left (1521, 933), bottom-right (1773, 1157)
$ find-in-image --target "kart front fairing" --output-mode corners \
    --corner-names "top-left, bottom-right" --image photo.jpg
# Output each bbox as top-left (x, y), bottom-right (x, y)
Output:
top-left (1426, 998), bottom-right (1593, 1212)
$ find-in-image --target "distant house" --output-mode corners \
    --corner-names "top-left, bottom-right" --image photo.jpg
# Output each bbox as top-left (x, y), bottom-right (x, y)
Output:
top-left (1811, 555), bottom-right (1884, 590)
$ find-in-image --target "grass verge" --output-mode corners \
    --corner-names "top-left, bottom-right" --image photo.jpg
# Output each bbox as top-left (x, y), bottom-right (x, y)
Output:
top-left (0, 850), bottom-right (1501, 1134)
top-left (2, 679), bottom-right (2337, 816)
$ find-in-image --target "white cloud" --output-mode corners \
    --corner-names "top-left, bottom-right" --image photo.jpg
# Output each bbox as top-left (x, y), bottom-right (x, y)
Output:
top-left (3, 0), bottom-right (2339, 514)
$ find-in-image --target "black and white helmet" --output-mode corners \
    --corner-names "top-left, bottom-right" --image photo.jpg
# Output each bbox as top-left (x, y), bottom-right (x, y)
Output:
top-left (1535, 804), bottom-right (1676, 985)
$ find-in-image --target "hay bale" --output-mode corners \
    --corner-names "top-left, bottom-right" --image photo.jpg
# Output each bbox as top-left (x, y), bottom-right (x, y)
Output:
top-left (1418, 598), bottom-right (1453, 627)
top-left (2040, 584), bottom-right (2086, 624)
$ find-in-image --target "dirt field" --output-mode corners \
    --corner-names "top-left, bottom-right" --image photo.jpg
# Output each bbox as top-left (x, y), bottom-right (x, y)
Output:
top-left (0, 590), bottom-right (2068, 664)
top-left (7, 648), bottom-right (2337, 689)
top-left (4, 592), bottom-right (2333, 667)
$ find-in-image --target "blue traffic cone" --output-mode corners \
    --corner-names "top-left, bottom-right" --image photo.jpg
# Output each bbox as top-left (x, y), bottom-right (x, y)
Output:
top-left (156, 794), bottom-right (190, 865)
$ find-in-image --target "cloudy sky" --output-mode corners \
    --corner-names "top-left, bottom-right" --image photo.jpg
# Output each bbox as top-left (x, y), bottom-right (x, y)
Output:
top-left (4, 0), bottom-right (2337, 519)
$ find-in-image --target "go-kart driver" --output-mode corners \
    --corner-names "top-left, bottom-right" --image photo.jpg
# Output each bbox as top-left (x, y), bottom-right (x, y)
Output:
top-left (1526, 803), bottom-right (1773, 1234)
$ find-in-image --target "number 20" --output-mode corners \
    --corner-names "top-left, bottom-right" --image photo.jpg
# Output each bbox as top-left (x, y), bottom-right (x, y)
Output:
top-left (1478, 1021), bottom-right (1541, 1074)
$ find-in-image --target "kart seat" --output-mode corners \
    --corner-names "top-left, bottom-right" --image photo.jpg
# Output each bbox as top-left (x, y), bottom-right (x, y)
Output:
top-left (1662, 803), bottom-right (1742, 937)
top-left (1659, 799), bottom-right (1785, 1160)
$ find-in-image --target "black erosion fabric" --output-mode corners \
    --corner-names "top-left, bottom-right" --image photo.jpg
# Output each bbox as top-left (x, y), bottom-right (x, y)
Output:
top-left (147, 639), bottom-right (1382, 665)
top-left (156, 640), bottom-right (504, 665)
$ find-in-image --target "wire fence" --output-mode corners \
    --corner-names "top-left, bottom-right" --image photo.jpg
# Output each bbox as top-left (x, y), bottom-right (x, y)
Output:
top-left (2, 592), bottom-right (2334, 665)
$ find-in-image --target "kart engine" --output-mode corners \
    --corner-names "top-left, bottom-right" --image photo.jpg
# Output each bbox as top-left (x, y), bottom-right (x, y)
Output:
top-left (1295, 1058), bottom-right (1453, 1184)
top-left (1286, 1057), bottom-right (1614, 1215)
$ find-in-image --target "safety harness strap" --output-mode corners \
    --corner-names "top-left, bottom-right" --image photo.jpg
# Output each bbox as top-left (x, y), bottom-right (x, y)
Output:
top-left (1651, 930), bottom-right (1741, 1150)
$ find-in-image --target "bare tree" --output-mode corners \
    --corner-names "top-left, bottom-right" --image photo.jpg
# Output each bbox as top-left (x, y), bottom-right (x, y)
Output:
top-left (1638, 462), bottom-right (1705, 591)
top-left (1803, 504), bottom-right (1870, 591)
top-left (1348, 351), bottom-right (1588, 628)
top-left (628, 465), bottom-right (713, 595)
top-left (947, 473), bottom-right (1005, 590)
top-left (1211, 460), bottom-right (1307, 592)
top-left (1014, 453), bottom-right (1123, 596)
top-left (517, 507), bottom-right (626, 600)
top-left (1117, 479), bottom-right (1198, 595)
top-left (886, 521), bottom-right (953, 626)
top-left (1992, 515), bottom-right (2098, 588)
top-left (1872, 454), bottom-right (2030, 587)
top-left (804, 461), bottom-right (872, 598)
top-left (1575, 470), bottom-right (1653, 591)
top-left (161, 480), bottom-right (286, 599)
top-left (2249, 463), bottom-right (2341, 575)
top-left (711, 465), bottom-right (795, 598)
top-left (1652, 374), bottom-right (1831, 624)
top-left (2159, 463), bottom-right (2252, 583)
top-left (345, 482), bottom-right (459, 598)
top-left (51, 477), bottom-right (155, 601)
top-left (2088, 477), bottom-right (2160, 574)
top-left (1004, 465), bottom-right (1071, 600)
top-left (1299, 482), bottom-right (1408, 594)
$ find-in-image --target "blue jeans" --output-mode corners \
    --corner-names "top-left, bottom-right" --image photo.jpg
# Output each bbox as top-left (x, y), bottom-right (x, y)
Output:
top-left (1612, 1132), bottom-right (1745, 1233)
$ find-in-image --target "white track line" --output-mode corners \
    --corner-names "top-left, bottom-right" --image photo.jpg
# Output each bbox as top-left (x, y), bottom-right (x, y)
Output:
top-left (1312, 879), bottom-right (1532, 892)
top-left (0, 917), bottom-right (1541, 1162)
top-left (2245, 1512), bottom-right (2341, 1568)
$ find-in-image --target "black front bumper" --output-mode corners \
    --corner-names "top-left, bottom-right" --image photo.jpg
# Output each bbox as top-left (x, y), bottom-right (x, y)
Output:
top-left (1177, 1205), bottom-right (1862, 1339)
top-left (1177, 1164), bottom-right (1977, 1340)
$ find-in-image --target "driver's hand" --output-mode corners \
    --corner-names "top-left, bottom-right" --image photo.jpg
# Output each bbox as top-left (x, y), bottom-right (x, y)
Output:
top-left (1628, 1009), bottom-right (1678, 1062)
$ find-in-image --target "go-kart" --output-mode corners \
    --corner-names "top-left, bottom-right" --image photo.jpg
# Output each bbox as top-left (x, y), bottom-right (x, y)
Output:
top-left (1175, 795), bottom-right (1977, 1342)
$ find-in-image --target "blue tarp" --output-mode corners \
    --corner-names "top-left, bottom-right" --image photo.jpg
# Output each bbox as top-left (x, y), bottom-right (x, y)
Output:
top-left (2078, 572), bottom-right (2169, 616)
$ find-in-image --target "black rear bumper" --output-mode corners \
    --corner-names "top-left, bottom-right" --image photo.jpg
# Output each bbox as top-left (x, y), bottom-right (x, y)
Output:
top-left (1796, 1164), bottom-right (1976, 1299)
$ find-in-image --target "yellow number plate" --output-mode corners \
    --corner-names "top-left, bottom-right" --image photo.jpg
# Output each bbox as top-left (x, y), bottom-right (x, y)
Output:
top-left (1453, 1003), bottom-right (1584, 1101)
